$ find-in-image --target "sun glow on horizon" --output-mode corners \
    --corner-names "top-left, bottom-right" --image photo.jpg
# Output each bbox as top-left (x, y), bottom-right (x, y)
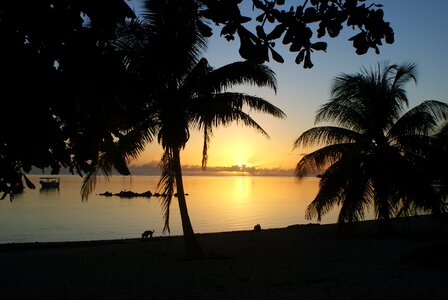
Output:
top-left (230, 143), bottom-right (254, 168)
top-left (236, 162), bottom-right (252, 170)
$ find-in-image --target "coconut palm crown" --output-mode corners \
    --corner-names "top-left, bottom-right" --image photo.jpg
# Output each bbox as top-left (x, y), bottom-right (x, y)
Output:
top-left (294, 62), bottom-right (448, 229)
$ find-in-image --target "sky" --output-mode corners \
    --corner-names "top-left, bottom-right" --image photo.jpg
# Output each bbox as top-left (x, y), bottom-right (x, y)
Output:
top-left (126, 0), bottom-right (448, 176)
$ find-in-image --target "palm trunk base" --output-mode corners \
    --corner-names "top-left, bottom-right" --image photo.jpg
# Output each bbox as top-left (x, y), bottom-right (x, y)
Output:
top-left (377, 218), bottom-right (393, 234)
top-left (183, 233), bottom-right (204, 259)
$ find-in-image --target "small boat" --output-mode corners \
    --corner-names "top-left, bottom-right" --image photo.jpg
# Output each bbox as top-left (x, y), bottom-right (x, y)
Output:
top-left (39, 177), bottom-right (60, 189)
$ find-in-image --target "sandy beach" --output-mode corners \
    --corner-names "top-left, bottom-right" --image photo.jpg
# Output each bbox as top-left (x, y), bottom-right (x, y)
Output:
top-left (1, 215), bottom-right (448, 300)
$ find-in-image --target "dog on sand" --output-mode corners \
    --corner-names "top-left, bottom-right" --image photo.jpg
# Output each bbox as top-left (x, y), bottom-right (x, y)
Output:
top-left (141, 229), bottom-right (155, 239)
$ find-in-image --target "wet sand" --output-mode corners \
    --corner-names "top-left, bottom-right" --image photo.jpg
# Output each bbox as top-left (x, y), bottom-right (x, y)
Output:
top-left (1, 215), bottom-right (448, 299)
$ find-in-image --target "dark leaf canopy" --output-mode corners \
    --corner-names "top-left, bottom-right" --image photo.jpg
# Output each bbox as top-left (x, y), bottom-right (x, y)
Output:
top-left (199, 0), bottom-right (394, 67)
top-left (0, 0), bottom-right (136, 197)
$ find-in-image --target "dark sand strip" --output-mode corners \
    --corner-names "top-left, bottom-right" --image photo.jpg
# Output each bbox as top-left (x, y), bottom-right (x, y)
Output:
top-left (1, 215), bottom-right (448, 300)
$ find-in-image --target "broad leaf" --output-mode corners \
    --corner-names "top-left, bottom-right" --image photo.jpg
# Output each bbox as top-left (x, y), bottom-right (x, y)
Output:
top-left (270, 47), bottom-right (284, 63)
top-left (311, 42), bottom-right (327, 52)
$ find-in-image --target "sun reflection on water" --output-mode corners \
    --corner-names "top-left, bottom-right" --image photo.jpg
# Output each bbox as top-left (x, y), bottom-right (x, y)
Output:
top-left (233, 176), bottom-right (252, 202)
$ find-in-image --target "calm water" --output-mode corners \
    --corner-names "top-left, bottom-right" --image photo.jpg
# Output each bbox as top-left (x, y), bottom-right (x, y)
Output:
top-left (0, 175), bottom-right (364, 244)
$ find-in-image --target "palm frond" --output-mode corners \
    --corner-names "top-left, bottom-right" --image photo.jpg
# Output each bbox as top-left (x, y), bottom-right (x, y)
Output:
top-left (293, 126), bottom-right (360, 149)
top-left (306, 168), bottom-right (346, 221)
top-left (392, 152), bottom-right (445, 216)
top-left (228, 110), bottom-right (270, 137)
top-left (157, 149), bottom-right (176, 234)
top-left (191, 94), bottom-right (279, 138)
top-left (337, 175), bottom-right (372, 223)
top-left (305, 143), bottom-right (366, 222)
top-left (78, 115), bottom-right (156, 200)
top-left (240, 94), bottom-right (286, 118)
top-left (295, 143), bottom-right (356, 178)
top-left (192, 93), bottom-right (285, 124)
top-left (206, 61), bottom-right (278, 93)
top-left (390, 62), bottom-right (417, 89)
top-left (393, 134), bottom-right (433, 160)
top-left (330, 73), bottom-right (367, 101)
top-left (81, 152), bottom-right (114, 200)
top-left (317, 86), bottom-right (369, 131)
top-left (114, 17), bottom-right (153, 68)
top-left (201, 123), bottom-right (212, 168)
top-left (117, 117), bottom-right (157, 159)
top-left (390, 100), bottom-right (448, 138)
top-left (81, 171), bottom-right (99, 202)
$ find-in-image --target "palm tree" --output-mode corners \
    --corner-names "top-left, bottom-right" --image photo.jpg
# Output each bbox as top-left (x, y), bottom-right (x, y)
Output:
top-left (294, 62), bottom-right (448, 230)
top-left (82, 0), bottom-right (286, 258)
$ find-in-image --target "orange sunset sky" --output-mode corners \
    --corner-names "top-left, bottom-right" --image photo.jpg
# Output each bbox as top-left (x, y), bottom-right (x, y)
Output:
top-left (126, 0), bottom-right (448, 176)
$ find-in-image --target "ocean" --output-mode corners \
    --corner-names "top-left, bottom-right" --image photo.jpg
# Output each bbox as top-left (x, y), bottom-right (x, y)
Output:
top-left (0, 175), bottom-right (361, 244)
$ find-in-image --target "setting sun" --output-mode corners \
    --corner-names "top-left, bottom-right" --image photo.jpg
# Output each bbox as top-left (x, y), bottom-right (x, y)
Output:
top-left (236, 162), bottom-right (252, 170)
top-left (224, 142), bottom-right (253, 167)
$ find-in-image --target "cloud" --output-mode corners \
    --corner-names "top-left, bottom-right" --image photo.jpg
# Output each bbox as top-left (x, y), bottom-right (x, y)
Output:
top-left (128, 163), bottom-right (295, 177)
top-left (28, 161), bottom-right (295, 177)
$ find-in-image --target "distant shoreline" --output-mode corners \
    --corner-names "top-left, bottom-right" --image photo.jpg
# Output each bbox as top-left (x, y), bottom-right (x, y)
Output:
top-left (26, 166), bottom-right (299, 177)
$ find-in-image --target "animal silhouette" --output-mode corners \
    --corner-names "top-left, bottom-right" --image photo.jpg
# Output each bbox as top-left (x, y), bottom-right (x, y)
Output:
top-left (141, 229), bottom-right (155, 239)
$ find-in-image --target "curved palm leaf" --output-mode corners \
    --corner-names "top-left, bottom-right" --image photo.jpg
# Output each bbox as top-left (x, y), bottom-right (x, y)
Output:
top-left (158, 149), bottom-right (176, 233)
top-left (81, 116), bottom-right (157, 199)
top-left (201, 122), bottom-right (212, 168)
top-left (337, 172), bottom-right (372, 223)
top-left (192, 93), bottom-right (285, 123)
top-left (191, 92), bottom-right (285, 167)
top-left (81, 152), bottom-right (116, 200)
top-left (293, 126), bottom-right (360, 149)
top-left (306, 150), bottom-right (362, 221)
top-left (315, 99), bottom-right (369, 132)
top-left (205, 61), bottom-right (278, 93)
top-left (389, 62), bottom-right (418, 89)
top-left (390, 100), bottom-right (448, 138)
top-left (295, 143), bottom-right (357, 179)
top-left (314, 149), bottom-right (371, 223)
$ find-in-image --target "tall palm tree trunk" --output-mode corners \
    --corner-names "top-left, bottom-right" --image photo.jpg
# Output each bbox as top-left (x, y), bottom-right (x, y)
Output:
top-left (375, 186), bottom-right (393, 233)
top-left (172, 147), bottom-right (204, 258)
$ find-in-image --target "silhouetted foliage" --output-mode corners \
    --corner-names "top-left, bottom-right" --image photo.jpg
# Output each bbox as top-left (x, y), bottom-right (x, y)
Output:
top-left (0, 0), bottom-right (136, 199)
top-left (200, 0), bottom-right (394, 66)
top-left (426, 122), bottom-right (448, 207)
top-left (294, 62), bottom-right (448, 231)
top-left (0, 0), bottom-right (393, 199)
